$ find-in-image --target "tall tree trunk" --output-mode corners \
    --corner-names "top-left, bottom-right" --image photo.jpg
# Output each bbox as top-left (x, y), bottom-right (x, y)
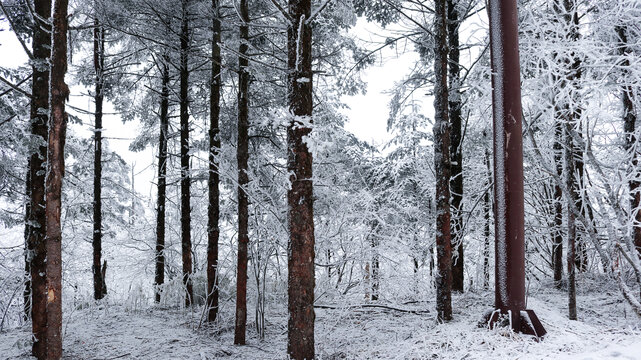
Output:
top-left (92, 14), bottom-right (106, 301)
top-left (555, 0), bottom-right (581, 320)
top-left (448, 0), bottom-right (464, 293)
top-left (234, 0), bottom-right (250, 345)
top-left (565, 120), bottom-right (577, 320)
top-left (154, 59), bottom-right (169, 303)
top-left (434, 0), bottom-right (452, 322)
top-left (45, 0), bottom-right (70, 357)
top-left (574, 120), bottom-right (589, 272)
top-left (617, 25), bottom-right (640, 255)
top-left (488, 0), bottom-right (537, 331)
top-left (552, 118), bottom-right (564, 287)
top-left (369, 220), bottom-right (380, 301)
top-left (483, 139), bottom-right (491, 290)
top-left (27, 0), bottom-right (51, 355)
top-left (207, 0), bottom-right (222, 322)
top-left (180, 0), bottom-right (193, 307)
top-left (287, 0), bottom-right (315, 357)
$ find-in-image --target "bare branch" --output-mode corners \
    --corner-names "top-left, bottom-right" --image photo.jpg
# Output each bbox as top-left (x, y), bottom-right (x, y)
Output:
top-left (0, 1), bottom-right (34, 60)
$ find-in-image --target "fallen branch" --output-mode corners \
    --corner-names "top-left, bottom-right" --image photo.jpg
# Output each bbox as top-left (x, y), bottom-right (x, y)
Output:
top-left (314, 303), bottom-right (430, 314)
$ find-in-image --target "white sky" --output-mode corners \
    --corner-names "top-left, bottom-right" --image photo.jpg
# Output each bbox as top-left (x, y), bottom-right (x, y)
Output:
top-left (0, 17), bottom-right (420, 204)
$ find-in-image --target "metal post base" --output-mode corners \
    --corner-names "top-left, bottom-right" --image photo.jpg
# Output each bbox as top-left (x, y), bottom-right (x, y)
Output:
top-left (483, 309), bottom-right (547, 338)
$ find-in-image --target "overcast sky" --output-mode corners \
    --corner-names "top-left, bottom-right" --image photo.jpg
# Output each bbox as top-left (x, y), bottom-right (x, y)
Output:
top-left (0, 17), bottom-right (419, 203)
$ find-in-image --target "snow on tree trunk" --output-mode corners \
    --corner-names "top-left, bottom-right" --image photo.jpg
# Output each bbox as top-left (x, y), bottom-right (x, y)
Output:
top-left (287, 0), bottom-right (316, 358)
top-left (234, 0), bottom-right (250, 345)
top-left (488, 0), bottom-right (539, 332)
top-left (92, 13), bottom-right (107, 301)
top-left (617, 25), bottom-right (641, 256)
top-left (553, 119), bottom-right (564, 288)
top-left (448, 0), bottom-right (465, 294)
top-left (179, 0), bottom-right (193, 307)
top-left (207, 0), bottom-right (222, 323)
top-left (155, 59), bottom-right (169, 304)
top-left (483, 138), bottom-right (492, 290)
top-left (44, 0), bottom-right (69, 357)
top-left (27, 0), bottom-right (51, 356)
top-left (434, 0), bottom-right (452, 323)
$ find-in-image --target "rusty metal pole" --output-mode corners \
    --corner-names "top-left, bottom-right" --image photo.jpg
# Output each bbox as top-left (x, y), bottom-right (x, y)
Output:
top-left (488, 0), bottom-right (546, 337)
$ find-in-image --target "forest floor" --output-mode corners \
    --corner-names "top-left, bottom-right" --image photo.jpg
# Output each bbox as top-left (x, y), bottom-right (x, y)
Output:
top-left (2, 281), bottom-right (640, 359)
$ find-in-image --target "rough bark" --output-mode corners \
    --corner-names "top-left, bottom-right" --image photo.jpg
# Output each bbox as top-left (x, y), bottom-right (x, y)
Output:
top-left (434, 0), bottom-right (452, 322)
top-left (207, 0), bottom-right (222, 322)
top-left (180, 0), bottom-right (193, 307)
top-left (92, 14), bottom-right (107, 300)
top-left (287, 0), bottom-right (316, 357)
top-left (565, 121), bottom-right (577, 321)
top-left (26, 0), bottom-right (51, 356)
top-left (552, 119), bottom-right (564, 287)
top-left (483, 140), bottom-right (491, 290)
top-left (234, 0), bottom-right (250, 345)
top-left (44, 0), bottom-right (69, 357)
top-left (154, 59), bottom-right (169, 303)
top-left (369, 220), bottom-right (380, 301)
top-left (448, 0), bottom-right (464, 293)
top-left (617, 25), bottom-right (640, 255)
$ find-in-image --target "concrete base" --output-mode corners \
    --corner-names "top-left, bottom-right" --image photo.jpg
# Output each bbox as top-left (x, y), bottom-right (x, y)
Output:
top-left (484, 309), bottom-right (547, 338)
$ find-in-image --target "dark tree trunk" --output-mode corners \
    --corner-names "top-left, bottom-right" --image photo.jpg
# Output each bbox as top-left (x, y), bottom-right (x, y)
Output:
top-left (92, 15), bottom-right (107, 301)
top-left (617, 25), bottom-right (640, 255)
top-left (234, 0), bottom-right (250, 345)
top-left (488, 0), bottom-right (540, 332)
top-left (483, 139), bottom-right (491, 290)
top-left (180, 0), bottom-right (193, 307)
top-left (434, 0), bottom-right (452, 322)
top-left (44, 0), bottom-right (69, 357)
top-left (552, 119), bottom-right (564, 288)
top-left (370, 220), bottom-right (380, 301)
top-left (565, 121), bottom-right (577, 321)
top-left (155, 59), bottom-right (169, 303)
top-left (26, 0), bottom-right (51, 355)
top-left (574, 121), bottom-right (589, 272)
top-left (207, 0), bottom-right (222, 322)
top-left (24, 168), bottom-right (31, 320)
top-left (287, 0), bottom-right (316, 357)
top-left (554, 0), bottom-right (581, 320)
top-left (448, 0), bottom-right (464, 294)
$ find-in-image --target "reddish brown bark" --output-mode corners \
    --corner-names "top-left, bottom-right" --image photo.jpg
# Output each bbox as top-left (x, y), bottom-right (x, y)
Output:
top-left (92, 14), bottom-right (107, 300)
top-left (234, 0), bottom-right (250, 345)
top-left (180, 0), bottom-right (193, 307)
top-left (488, 0), bottom-right (528, 329)
top-left (448, 0), bottom-right (465, 294)
top-left (44, 0), bottom-right (69, 357)
top-left (287, 0), bottom-right (316, 358)
top-left (26, 0), bottom-right (51, 356)
top-left (434, 0), bottom-right (452, 322)
top-left (155, 59), bottom-right (169, 303)
top-left (206, 0), bottom-right (222, 321)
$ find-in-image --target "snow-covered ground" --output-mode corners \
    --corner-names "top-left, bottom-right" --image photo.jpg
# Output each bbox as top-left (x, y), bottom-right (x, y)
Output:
top-left (2, 286), bottom-right (640, 359)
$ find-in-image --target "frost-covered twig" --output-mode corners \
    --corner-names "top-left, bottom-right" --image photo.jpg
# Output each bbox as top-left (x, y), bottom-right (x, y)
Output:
top-left (524, 115), bottom-right (611, 269)
top-left (0, 1), bottom-right (34, 60)
top-left (0, 75), bottom-right (32, 98)
top-left (265, 0), bottom-right (293, 24)
top-left (616, 269), bottom-right (641, 317)
top-left (308, 0), bottom-right (334, 23)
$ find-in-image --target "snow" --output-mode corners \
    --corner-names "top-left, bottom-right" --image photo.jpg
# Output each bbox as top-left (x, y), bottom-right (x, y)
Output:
top-left (2, 288), bottom-right (639, 359)
top-left (489, 0), bottom-right (508, 304)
